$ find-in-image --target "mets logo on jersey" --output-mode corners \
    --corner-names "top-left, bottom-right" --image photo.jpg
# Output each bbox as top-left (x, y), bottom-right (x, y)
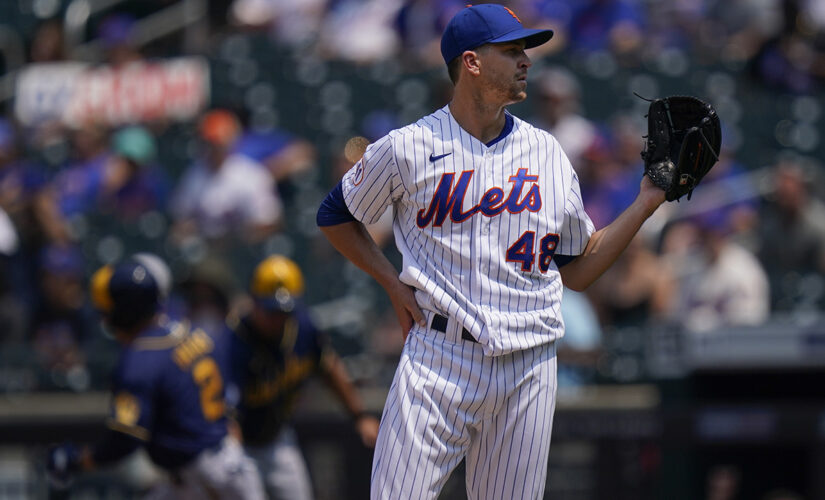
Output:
top-left (417, 168), bottom-right (541, 228)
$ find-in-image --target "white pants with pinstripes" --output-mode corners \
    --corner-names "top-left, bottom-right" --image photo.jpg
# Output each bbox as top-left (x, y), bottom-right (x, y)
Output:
top-left (371, 314), bottom-right (558, 500)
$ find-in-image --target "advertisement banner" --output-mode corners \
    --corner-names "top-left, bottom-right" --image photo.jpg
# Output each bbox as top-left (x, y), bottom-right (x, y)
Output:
top-left (15, 58), bottom-right (210, 127)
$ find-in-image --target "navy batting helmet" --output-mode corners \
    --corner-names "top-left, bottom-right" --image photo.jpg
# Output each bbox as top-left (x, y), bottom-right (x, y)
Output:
top-left (91, 259), bottom-right (160, 329)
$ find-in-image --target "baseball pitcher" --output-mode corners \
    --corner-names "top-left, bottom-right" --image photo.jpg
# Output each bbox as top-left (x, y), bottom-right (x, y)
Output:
top-left (317, 5), bottom-right (718, 499)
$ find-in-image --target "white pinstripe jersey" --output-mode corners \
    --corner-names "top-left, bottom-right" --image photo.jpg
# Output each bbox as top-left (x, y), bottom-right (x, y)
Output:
top-left (342, 105), bottom-right (595, 356)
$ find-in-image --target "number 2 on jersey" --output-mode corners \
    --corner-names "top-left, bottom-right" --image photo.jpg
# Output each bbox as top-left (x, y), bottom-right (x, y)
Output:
top-left (506, 231), bottom-right (559, 272)
top-left (192, 357), bottom-right (225, 421)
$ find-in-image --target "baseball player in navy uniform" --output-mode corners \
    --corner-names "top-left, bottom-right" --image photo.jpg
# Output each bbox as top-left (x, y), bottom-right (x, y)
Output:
top-left (46, 257), bottom-right (265, 500)
top-left (317, 4), bottom-right (667, 499)
top-left (226, 254), bottom-right (379, 500)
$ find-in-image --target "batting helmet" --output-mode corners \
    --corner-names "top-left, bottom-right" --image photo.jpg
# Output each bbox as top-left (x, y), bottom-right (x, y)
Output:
top-left (132, 252), bottom-right (172, 299)
top-left (90, 259), bottom-right (160, 329)
top-left (250, 255), bottom-right (304, 312)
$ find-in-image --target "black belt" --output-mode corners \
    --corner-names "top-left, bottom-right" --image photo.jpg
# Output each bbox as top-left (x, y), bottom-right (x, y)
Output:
top-left (430, 314), bottom-right (478, 343)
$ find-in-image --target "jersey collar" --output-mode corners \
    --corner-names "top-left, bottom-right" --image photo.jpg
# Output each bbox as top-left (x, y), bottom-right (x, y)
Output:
top-left (485, 112), bottom-right (514, 148)
top-left (444, 106), bottom-right (515, 149)
top-left (132, 317), bottom-right (188, 350)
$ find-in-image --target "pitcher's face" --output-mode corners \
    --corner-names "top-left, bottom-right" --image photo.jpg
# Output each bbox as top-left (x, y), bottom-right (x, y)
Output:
top-left (478, 40), bottom-right (532, 105)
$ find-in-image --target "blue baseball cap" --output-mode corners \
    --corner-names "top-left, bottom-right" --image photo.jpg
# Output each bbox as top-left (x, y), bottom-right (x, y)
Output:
top-left (440, 4), bottom-right (554, 64)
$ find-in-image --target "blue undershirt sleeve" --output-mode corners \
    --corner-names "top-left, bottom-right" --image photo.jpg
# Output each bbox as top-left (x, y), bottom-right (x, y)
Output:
top-left (317, 181), bottom-right (357, 227)
top-left (554, 254), bottom-right (577, 268)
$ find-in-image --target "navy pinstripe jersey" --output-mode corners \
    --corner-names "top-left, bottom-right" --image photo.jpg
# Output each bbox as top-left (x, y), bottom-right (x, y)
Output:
top-left (107, 318), bottom-right (229, 469)
top-left (341, 106), bottom-right (595, 355)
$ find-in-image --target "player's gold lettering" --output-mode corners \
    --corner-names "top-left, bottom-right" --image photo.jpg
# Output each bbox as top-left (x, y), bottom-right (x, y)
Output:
top-left (244, 357), bottom-right (316, 406)
top-left (192, 356), bottom-right (225, 420)
top-left (173, 330), bottom-right (215, 370)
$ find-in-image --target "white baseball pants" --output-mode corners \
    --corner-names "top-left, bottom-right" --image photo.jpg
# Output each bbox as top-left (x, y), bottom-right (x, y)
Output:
top-left (371, 314), bottom-right (558, 500)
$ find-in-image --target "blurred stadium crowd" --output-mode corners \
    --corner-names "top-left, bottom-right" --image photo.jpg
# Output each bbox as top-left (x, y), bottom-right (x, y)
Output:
top-left (0, 0), bottom-right (823, 403)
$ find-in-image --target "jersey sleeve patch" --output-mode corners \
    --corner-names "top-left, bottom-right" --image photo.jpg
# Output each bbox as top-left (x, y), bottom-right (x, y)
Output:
top-left (105, 390), bottom-right (150, 441)
top-left (341, 135), bottom-right (400, 224)
top-left (110, 352), bottom-right (158, 439)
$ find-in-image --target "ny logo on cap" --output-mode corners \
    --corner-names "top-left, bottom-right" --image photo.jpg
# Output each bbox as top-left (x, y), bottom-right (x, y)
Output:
top-left (504, 6), bottom-right (521, 22)
top-left (464, 2), bottom-right (519, 21)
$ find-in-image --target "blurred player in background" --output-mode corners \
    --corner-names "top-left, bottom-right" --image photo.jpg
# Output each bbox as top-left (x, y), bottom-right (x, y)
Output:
top-left (227, 254), bottom-right (379, 500)
top-left (46, 256), bottom-right (265, 499)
